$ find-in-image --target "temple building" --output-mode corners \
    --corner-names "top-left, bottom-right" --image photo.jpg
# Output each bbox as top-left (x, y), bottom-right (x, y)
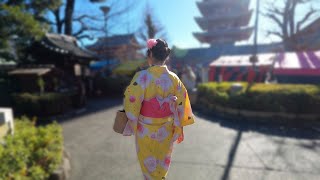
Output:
top-left (193, 0), bottom-right (253, 46)
top-left (290, 17), bottom-right (320, 51)
top-left (31, 33), bottom-right (97, 75)
top-left (28, 33), bottom-right (98, 105)
top-left (171, 0), bottom-right (320, 84)
top-left (170, 0), bottom-right (280, 82)
top-left (87, 34), bottom-right (141, 62)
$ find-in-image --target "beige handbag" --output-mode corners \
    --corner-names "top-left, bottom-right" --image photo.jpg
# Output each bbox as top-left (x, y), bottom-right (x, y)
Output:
top-left (113, 110), bottom-right (128, 134)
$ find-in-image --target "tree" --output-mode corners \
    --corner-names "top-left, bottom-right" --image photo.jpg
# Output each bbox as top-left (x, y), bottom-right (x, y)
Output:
top-left (0, 0), bottom-right (139, 62)
top-left (264, 0), bottom-right (319, 50)
top-left (138, 7), bottom-right (167, 43)
top-left (50, 0), bottom-right (137, 41)
top-left (0, 1), bottom-right (61, 62)
top-left (64, 0), bottom-right (75, 35)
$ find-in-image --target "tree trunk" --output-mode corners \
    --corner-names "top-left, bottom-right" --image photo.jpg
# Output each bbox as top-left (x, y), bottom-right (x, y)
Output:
top-left (289, 1), bottom-right (297, 37)
top-left (146, 14), bottom-right (156, 39)
top-left (282, 0), bottom-right (290, 40)
top-left (64, 0), bottom-right (75, 35)
top-left (54, 7), bottom-right (63, 34)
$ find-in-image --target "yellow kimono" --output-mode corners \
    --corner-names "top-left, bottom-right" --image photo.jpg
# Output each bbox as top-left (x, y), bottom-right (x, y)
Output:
top-left (123, 65), bottom-right (195, 180)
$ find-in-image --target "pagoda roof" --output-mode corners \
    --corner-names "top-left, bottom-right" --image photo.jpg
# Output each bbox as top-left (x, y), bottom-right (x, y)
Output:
top-left (193, 27), bottom-right (253, 44)
top-left (87, 34), bottom-right (140, 51)
top-left (195, 10), bottom-right (253, 30)
top-left (197, 0), bottom-right (250, 15)
top-left (198, 0), bottom-right (250, 6)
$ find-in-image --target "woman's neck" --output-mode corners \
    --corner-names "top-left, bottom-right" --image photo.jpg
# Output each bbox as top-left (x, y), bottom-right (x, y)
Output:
top-left (152, 64), bottom-right (165, 66)
top-left (152, 61), bottom-right (166, 66)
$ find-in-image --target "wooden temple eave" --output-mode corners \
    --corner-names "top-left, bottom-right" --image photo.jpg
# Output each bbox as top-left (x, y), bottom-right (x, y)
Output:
top-left (196, 0), bottom-right (250, 15)
top-left (195, 27), bottom-right (253, 37)
top-left (195, 10), bottom-right (253, 30)
top-left (193, 29), bottom-right (253, 44)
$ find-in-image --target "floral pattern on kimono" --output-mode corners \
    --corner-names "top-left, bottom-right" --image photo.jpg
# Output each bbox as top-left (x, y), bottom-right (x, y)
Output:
top-left (123, 65), bottom-right (195, 180)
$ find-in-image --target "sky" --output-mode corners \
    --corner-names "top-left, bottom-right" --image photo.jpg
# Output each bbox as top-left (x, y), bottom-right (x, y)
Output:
top-left (74, 0), bottom-right (319, 49)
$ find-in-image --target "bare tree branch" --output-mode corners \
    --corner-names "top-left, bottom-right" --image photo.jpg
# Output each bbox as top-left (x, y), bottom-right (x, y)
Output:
top-left (264, 0), bottom-right (319, 49)
top-left (263, 13), bottom-right (283, 30)
top-left (52, 7), bottom-right (64, 33)
top-left (73, 19), bottom-right (104, 37)
top-left (137, 28), bottom-right (148, 42)
top-left (265, 4), bottom-right (284, 16)
top-left (296, 7), bottom-right (318, 32)
top-left (267, 31), bottom-right (284, 39)
top-left (105, 5), bottom-right (132, 20)
top-left (77, 34), bottom-right (94, 40)
top-left (73, 14), bottom-right (102, 21)
top-left (72, 0), bottom-right (137, 39)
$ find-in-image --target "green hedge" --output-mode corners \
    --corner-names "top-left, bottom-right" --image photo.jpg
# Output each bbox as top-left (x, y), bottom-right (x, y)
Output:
top-left (197, 82), bottom-right (320, 114)
top-left (94, 76), bottom-right (131, 96)
top-left (0, 117), bottom-right (63, 180)
top-left (11, 93), bottom-right (72, 116)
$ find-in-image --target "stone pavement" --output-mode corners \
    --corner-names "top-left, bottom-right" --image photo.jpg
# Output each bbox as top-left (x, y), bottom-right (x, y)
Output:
top-left (61, 98), bottom-right (320, 180)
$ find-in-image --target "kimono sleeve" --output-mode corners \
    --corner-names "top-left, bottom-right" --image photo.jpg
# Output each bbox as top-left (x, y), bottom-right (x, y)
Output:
top-left (122, 72), bottom-right (145, 136)
top-left (176, 79), bottom-right (195, 127)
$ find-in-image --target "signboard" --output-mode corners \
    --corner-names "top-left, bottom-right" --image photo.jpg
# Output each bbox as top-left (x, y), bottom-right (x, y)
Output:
top-left (0, 108), bottom-right (14, 140)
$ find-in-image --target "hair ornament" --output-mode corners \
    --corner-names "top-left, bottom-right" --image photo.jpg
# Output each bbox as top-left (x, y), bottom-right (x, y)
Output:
top-left (147, 39), bottom-right (158, 49)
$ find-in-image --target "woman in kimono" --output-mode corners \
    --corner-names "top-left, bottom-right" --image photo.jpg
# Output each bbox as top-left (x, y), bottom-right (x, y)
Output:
top-left (123, 39), bottom-right (195, 180)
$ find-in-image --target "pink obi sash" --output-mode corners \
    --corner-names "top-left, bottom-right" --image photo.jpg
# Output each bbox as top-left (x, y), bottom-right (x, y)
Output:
top-left (140, 98), bottom-right (172, 118)
top-left (140, 95), bottom-right (181, 127)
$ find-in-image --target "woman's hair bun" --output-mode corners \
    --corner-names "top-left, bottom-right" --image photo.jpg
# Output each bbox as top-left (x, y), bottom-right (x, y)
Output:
top-left (149, 39), bottom-right (171, 61)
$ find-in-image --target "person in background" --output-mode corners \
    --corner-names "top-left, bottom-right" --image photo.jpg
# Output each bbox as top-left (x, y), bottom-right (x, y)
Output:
top-left (181, 65), bottom-right (197, 91)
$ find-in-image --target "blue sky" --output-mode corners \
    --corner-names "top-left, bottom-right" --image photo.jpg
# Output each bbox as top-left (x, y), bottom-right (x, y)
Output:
top-left (146, 0), bottom-right (319, 48)
top-left (73, 0), bottom-right (319, 49)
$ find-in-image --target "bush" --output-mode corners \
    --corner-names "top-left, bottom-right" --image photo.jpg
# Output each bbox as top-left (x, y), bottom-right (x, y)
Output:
top-left (112, 60), bottom-right (146, 76)
top-left (11, 93), bottom-right (72, 116)
top-left (197, 82), bottom-right (320, 114)
top-left (94, 76), bottom-right (131, 96)
top-left (0, 117), bottom-right (63, 180)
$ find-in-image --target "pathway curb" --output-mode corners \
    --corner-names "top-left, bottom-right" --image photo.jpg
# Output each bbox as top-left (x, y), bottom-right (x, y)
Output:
top-left (49, 149), bottom-right (71, 180)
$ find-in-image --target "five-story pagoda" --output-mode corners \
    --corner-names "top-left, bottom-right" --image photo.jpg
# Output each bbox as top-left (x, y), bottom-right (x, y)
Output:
top-left (194, 0), bottom-right (253, 46)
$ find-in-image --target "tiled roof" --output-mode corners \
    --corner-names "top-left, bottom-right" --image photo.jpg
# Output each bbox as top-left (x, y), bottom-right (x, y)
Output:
top-left (8, 68), bottom-right (52, 76)
top-left (42, 33), bottom-right (96, 59)
top-left (171, 43), bottom-right (283, 65)
top-left (87, 34), bottom-right (139, 50)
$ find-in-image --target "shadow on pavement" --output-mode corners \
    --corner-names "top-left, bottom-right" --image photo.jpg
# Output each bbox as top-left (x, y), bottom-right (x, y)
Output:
top-left (221, 130), bottom-right (243, 180)
top-left (195, 110), bottom-right (320, 180)
top-left (38, 96), bottom-right (123, 125)
top-left (194, 110), bottom-right (320, 140)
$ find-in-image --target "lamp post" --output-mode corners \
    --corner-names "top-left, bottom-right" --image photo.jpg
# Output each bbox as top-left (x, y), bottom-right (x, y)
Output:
top-left (100, 6), bottom-right (110, 37)
top-left (253, 0), bottom-right (260, 56)
top-left (100, 6), bottom-right (111, 67)
top-left (250, 0), bottom-right (261, 81)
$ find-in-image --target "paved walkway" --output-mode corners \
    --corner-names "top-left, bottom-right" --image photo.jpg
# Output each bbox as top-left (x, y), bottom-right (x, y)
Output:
top-left (61, 98), bottom-right (320, 180)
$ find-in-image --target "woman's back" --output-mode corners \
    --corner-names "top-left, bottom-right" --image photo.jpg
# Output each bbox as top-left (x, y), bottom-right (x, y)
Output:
top-left (122, 39), bottom-right (194, 180)
top-left (142, 66), bottom-right (179, 99)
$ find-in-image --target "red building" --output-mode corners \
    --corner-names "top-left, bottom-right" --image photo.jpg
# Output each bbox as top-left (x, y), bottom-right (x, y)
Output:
top-left (209, 54), bottom-right (274, 82)
top-left (291, 17), bottom-right (320, 51)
